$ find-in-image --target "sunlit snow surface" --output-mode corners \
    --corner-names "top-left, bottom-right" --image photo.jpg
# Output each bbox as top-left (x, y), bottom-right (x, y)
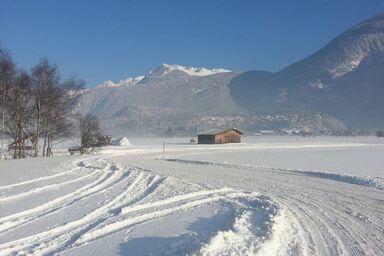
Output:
top-left (0, 136), bottom-right (383, 255)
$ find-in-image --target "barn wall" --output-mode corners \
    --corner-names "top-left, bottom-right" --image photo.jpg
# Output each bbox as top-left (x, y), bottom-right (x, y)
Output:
top-left (198, 130), bottom-right (241, 144)
top-left (214, 130), bottom-right (241, 144)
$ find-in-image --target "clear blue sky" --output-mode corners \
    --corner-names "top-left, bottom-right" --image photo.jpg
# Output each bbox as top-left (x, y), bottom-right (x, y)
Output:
top-left (0, 0), bottom-right (383, 87)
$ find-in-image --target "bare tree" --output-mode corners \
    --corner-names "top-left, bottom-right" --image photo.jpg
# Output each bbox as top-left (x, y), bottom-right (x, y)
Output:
top-left (1, 50), bottom-right (84, 159)
top-left (0, 48), bottom-right (16, 159)
top-left (79, 114), bottom-right (101, 154)
top-left (42, 77), bottom-right (84, 156)
top-left (4, 71), bottom-right (34, 158)
top-left (32, 60), bottom-right (85, 157)
top-left (31, 59), bottom-right (60, 157)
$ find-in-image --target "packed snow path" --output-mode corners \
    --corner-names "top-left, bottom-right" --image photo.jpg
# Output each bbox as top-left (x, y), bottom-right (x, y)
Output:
top-left (0, 138), bottom-right (383, 255)
top-left (155, 158), bottom-right (384, 255)
top-left (0, 156), bottom-right (278, 255)
top-left (111, 140), bottom-right (384, 256)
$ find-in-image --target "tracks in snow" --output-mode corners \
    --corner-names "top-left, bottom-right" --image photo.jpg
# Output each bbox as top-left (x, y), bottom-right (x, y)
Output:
top-left (160, 157), bottom-right (384, 255)
top-left (3, 155), bottom-right (381, 255)
top-left (0, 157), bottom-right (278, 256)
top-left (0, 158), bottom-right (116, 233)
top-left (164, 158), bottom-right (384, 190)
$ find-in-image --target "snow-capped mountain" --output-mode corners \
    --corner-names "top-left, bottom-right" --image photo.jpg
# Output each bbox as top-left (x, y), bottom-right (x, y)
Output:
top-left (77, 13), bottom-right (384, 135)
top-left (76, 64), bottom-right (246, 135)
top-left (230, 13), bottom-right (384, 129)
top-left (96, 75), bottom-right (145, 88)
top-left (96, 64), bottom-right (231, 88)
top-left (280, 13), bottom-right (384, 83)
top-left (149, 63), bottom-right (231, 77)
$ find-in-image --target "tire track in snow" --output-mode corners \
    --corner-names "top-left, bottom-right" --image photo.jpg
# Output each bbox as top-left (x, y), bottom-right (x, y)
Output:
top-left (5, 153), bottom-right (379, 255)
top-left (274, 184), bottom-right (382, 256)
top-left (0, 157), bottom-right (100, 191)
top-left (0, 159), bottom-right (119, 233)
top-left (74, 191), bottom-right (263, 246)
top-left (161, 157), bottom-right (384, 255)
top-left (121, 187), bottom-right (235, 215)
top-left (0, 170), bottom-right (98, 203)
top-left (269, 181), bottom-right (384, 256)
top-left (253, 182), bottom-right (364, 256)
top-left (0, 166), bottom-right (162, 255)
top-left (164, 158), bottom-right (384, 190)
top-left (0, 159), bottom-right (279, 256)
top-left (300, 193), bottom-right (378, 255)
top-left (283, 194), bottom-right (345, 255)
top-left (0, 166), bottom-right (137, 238)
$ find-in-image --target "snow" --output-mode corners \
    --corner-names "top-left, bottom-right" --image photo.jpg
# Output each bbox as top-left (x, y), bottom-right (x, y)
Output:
top-left (111, 137), bottom-right (131, 146)
top-left (152, 63), bottom-right (231, 77)
top-left (95, 63), bottom-right (230, 89)
top-left (330, 58), bottom-right (363, 78)
top-left (96, 80), bottom-right (119, 88)
top-left (96, 76), bottom-right (144, 88)
top-left (310, 80), bottom-right (326, 89)
top-left (0, 136), bottom-right (383, 255)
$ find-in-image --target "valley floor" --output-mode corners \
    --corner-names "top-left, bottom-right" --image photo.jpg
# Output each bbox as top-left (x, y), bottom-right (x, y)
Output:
top-left (0, 136), bottom-right (383, 255)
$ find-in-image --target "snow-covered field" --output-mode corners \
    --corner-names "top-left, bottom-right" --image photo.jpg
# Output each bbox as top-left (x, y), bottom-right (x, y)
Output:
top-left (0, 136), bottom-right (383, 255)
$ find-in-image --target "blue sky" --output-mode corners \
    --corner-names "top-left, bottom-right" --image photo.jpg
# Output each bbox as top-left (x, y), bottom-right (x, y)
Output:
top-left (0, 0), bottom-right (383, 87)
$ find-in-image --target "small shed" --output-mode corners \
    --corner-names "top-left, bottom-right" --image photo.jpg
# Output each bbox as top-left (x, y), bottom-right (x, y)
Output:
top-left (198, 128), bottom-right (243, 144)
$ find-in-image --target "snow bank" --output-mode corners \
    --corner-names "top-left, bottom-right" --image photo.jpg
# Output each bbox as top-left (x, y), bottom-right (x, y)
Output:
top-left (111, 137), bottom-right (131, 146)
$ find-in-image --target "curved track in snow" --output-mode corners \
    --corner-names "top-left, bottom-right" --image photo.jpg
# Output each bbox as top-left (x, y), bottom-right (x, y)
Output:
top-left (0, 157), bottom-right (278, 256)
top-left (145, 157), bottom-right (384, 255)
top-left (0, 142), bottom-right (383, 255)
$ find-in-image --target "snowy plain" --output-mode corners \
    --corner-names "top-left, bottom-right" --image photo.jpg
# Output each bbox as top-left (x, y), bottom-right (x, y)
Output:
top-left (0, 136), bottom-right (383, 255)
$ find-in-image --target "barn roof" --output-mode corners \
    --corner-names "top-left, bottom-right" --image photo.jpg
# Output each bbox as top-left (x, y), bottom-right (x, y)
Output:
top-left (198, 128), bottom-right (243, 135)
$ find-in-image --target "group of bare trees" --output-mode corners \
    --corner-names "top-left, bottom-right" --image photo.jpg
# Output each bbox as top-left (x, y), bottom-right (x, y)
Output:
top-left (79, 114), bottom-right (102, 154)
top-left (0, 47), bottom-right (84, 159)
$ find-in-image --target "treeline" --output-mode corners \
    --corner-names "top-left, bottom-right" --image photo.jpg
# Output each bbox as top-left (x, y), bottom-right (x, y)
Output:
top-left (0, 47), bottom-right (84, 159)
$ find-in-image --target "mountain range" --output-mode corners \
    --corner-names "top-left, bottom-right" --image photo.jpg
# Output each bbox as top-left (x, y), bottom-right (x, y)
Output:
top-left (76, 13), bottom-right (384, 136)
top-left (230, 13), bottom-right (384, 129)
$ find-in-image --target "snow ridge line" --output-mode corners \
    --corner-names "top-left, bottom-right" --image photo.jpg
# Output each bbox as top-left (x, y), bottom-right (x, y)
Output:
top-left (33, 172), bottom-right (164, 256)
top-left (0, 167), bottom-right (161, 255)
top-left (164, 158), bottom-right (384, 190)
top-left (75, 191), bottom-right (261, 245)
top-left (0, 157), bottom-right (286, 256)
top-left (121, 187), bottom-right (235, 215)
top-left (32, 190), bottom-right (274, 256)
top-left (0, 168), bottom-right (78, 191)
top-left (0, 170), bottom-right (97, 203)
top-left (0, 156), bottom-right (101, 191)
top-left (0, 160), bottom-right (118, 233)
top-left (0, 171), bottom-right (143, 255)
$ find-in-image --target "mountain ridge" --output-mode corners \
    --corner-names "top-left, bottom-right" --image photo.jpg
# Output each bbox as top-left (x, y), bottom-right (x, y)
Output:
top-left (78, 13), bottom-right (384, 135)
top-left (96, 64), bottom-right (232, 88)
top-left (229, 13), bottom-right (384, 129)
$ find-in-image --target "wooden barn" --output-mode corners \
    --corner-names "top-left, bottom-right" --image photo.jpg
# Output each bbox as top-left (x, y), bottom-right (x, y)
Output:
top-left (198, 128), bottom-right (243, 144)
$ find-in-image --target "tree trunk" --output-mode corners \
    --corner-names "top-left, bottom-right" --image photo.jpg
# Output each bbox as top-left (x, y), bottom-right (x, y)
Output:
top-left (42, 118), bottom-right (48, 157)
top-left (47, 136), bottom-right (53, 156)
top-left (22, 138), bottom-right (25, 158)
top-left (34, 93), bottom-right (41, 157)
top-left (18, 124), bottom-right (22, 159)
